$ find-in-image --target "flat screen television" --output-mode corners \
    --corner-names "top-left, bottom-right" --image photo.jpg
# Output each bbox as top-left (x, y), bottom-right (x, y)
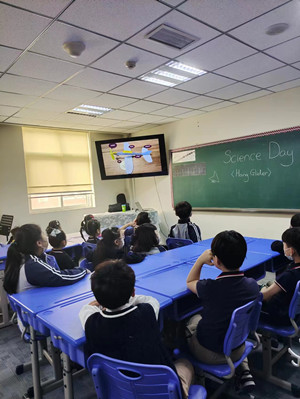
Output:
top-left (95, 134), bottom-right (168, 180)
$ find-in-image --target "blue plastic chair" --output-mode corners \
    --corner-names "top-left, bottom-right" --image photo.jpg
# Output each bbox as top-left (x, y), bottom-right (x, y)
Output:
top-left (187, 298), bottom-right (261, 398)
top-left (87, 353), bottom-right (207, 399)
top-left (166, 238), bottom-right (193, 250)
top-left (81, 241), bottom-right (96, 258)
top-left (79, 257), bottom-right (94, 272)
top-left (255, 281), bottom-right (300, 396)
top-left (124, 226), bottom-right (134, 252)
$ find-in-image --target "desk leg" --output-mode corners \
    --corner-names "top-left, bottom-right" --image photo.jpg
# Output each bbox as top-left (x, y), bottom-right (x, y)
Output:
top-left (0, 269), bottom-right (11, 328)
top-left (62, 353), bottom-right (74, 399)
top-left (30, 325), bottom-right (42, 399)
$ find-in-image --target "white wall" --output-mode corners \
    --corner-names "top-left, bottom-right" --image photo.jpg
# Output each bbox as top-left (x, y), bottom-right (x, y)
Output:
top-left (0, 125), bottom-right (127, 237)
top-left (131, 87), bottom-right (300, 240)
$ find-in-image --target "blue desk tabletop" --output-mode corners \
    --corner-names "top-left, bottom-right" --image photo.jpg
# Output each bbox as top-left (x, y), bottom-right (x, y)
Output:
top-left (0, 244), bottom-right (9, 261)
top-left (36, 287), bottom-right (172, 348)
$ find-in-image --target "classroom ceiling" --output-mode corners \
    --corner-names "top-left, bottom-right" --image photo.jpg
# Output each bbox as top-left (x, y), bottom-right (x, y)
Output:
top-left (0, 0), bottom-right (300, 135)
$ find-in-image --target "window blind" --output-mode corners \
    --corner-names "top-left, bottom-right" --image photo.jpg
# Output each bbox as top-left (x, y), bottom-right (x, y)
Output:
top-left (22, 127), bottom-right (93, 194)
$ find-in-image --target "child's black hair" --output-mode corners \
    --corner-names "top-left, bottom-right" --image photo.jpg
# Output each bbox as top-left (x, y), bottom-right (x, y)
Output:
top-left (4, 224), bottom-right (43, 294)
top-left (91, 259), bottom-right (135, 309)
top-left (80, 214), bottom-right (95, 241)
top-left (46, 220), bottom-right (61, 236)
top-left (174, 201), bottom-right (192, 220)
top-left (136, 212), bottom-right (151, 226)
top-left (48, 229), bottom-right (67, 248)
top-left (291, 213), bottom-right (300, 228)
top-left (282, 227), bottom-right (300, 255)
top-left (86, 219), bottom-right (100, 239)
top-left (211, 230), bottom-right (247, 270)
top-left (93, 227), bottom-right (121, 265)
top-left (131, 223), bottom-right (159, 253)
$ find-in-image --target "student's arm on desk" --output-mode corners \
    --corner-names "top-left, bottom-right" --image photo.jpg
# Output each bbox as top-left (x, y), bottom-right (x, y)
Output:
top-left (79, 301), bottom-right (100, 328)
top-left (261, 281), bottom-right (282, 302)
top-left (186, 249), bottom-right (214, 294)
top-left (129, 294), bottom-right (160, 320)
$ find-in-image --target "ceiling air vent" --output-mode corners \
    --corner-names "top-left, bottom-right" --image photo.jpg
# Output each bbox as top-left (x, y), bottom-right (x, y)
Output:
top-left (146, 24), bottom-right (199, 50)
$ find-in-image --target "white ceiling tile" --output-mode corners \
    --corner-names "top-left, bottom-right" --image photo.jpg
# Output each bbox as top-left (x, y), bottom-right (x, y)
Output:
top-left (230, 2), bottom-right (300, 50)
top-left (88, 93), bottom-right (137, 109)
top-left (176, 96), bottom-right (222, 109)
top-left (110, 80), bottom-right (166, 98)
top-left (293, 62), bottom-right (300, 70)
top-left (97, 126), bottom-right (130, 133)
top-left (111, 121), bottom-right (144, 128)
top-left (269, 78), bottom-right (300, 92)
top-left (158, 0), bottom-right (184, 6)
top-left (67, 68), bottom-right (130, 92)
top-left (157, 116), bottom-right (180, 123)
top-left (233, 90), bottom-right (273, 103)
top-left (0, 74), bottom-right (57, 96)
top-left (91, 44), bottom-right (169, 78)
top-left (216, 53), bottom-right (284, 80)
top-left (178, 0), bottom-right (289, 31)
top-left (0, 105), bottom-right (20, 117)
top-left (9, 53), bottom-right (83, 82)
top-left (121, 100), bottom-right (166, 113)
top-left (152, 105), bottom-right (190, 117)
top-left (4, 0), bottom-right (72, 17)
top-left (201, 101), bottom-right (236, 112)
top-left (54, 112), bottom-right (101, 124)
top-left (146, 88), bottom-right (197, 104)
top-left (0, 46), bottom-right (22, 72)
top-left (130, 114), bottom-right (165, 123)
top-left (0, 3), bottom-right (51, 49)
top-left (208, 82), bottom-right (258, 99)
top-left (45, 85), bottom-right (101, 102)
top-left (60, 0), bottom-right (169, 41)
top-left (14, 108), bottom-right (60, 119)
top-left (102, 110), bottom-right (142, 121)
top-left (175, 109), bottom-right (206, 118)
top-left (0, 92), bottom-right (37, 107)
top-left (244, 66), bottom-right (300, 88)
top-left (177, 73), bottom-right (235, 94)
top-left (128, 10), bottom-right (220, 58)
top-left (30, 22), bottom-right (119, 65)
top-left (77, 117), bottom-right (120, 127)
top-left (27, 97), bottom-right (81, 112)
top-left (265, 37), bottom-right (300, 64)
top-left (0, 116), bottom-right (8, 122)
top-left (177, 35), bottom-right (256, 71)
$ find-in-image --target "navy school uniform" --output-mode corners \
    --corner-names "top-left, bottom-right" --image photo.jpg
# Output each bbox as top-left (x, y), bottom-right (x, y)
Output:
top-left (196, 271), bottom-right (260, 353)
top-left (49, 249), bottom-right (76, 270)
top-left (169, 218), bottom-right (201, 243)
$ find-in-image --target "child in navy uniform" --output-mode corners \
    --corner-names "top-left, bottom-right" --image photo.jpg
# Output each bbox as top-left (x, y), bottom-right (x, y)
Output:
top-left (48, 228), bottom-right (76, 270)
top-left (186, 230), bottom-right (259, 393)
top-left (169, 201), bottom-right (201, 242)
top-left (79, 259), bottom-right (194, 398)
top-left (271, 213), bottom-right (300, 254)
top-left (261, 227), bottom-right (300, 326)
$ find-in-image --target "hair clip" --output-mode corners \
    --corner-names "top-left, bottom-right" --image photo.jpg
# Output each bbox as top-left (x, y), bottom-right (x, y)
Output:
top-left (50, 228), bottom-right (61, 237)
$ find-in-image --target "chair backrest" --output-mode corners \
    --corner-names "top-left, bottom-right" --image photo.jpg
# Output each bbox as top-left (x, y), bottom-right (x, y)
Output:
top-left (289, 280), bottom-right (300, 320)
top-left (81, 241), bottom-right (96, 258)
top-left (223, 298), bottom-right (261, 357)
top-left (0, 214), bottom-right (14, 241)
top-left (87, 353), bottom-right (182, 399)
top-left (166, 237), bottom-right (193, 250)
top-left (79, 258), bottom-right (94, 271)
top-left (124, 226), bottom-right (134, 249)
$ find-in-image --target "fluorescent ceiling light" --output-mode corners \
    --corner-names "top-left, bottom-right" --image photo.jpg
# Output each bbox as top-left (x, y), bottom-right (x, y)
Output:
top-left (140, 76), bottom-right (176, 87)
top-left (153, 70), bottom-right (190, 82)
top-left (68, 104), bottom-right (112, 117)
top-left (167, 61), bottom-right (206, 76)
top-left (73, 108), bottom-right (104, 115)
top-left (79, 104), bottom-right (112, 112)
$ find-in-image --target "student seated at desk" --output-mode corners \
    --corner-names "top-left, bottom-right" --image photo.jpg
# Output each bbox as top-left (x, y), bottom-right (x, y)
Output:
top-left (91, 227), bottom-right (145, 269)
top-left (3, 224), bottom-right (88, 295)
top-left (46, 219), bottom-right (62, 236)
top-left (79, 259), bottom-right (194, 399)
top-left (169, 201), bottom-right (201, 243)
top-left (131, 223), bottom-right (165, 255)
top-left (48, 228), bottom-right (76, 270)
top-left (186, 230), bottom-right (260, 393)
top-left (271, 213), bottom-right (300, 255)
top-left (85, 219), bottom-right (101, 244)
top-left (121, 211), bottom-right (151, 231)
top-left (261, 227), bottom-right (300, 326)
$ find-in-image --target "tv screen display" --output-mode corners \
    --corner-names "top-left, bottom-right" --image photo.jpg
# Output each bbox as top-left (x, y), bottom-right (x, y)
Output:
top-left (95, 134), bottom-right (168, 180)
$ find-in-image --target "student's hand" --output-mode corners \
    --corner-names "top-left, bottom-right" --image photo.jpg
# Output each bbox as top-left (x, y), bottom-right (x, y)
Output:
top-left (89, 300), bottom-right (100, 307)
top-left (197, 249), bottom-right (214, 266)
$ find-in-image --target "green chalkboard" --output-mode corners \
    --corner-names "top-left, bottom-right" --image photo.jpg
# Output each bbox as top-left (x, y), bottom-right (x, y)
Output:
top-left (171, 127), bottom-right (300, 211)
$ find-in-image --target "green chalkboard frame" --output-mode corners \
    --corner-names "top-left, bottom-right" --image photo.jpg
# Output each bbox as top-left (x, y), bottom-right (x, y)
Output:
top-left (170, 126), bottom-right (300, 213)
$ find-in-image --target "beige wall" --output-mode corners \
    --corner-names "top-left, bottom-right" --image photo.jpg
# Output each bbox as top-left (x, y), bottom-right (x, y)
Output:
top-left (132, 87), bottom-right (300, 240)
top-left (0, 124), bottom-right (127, 238)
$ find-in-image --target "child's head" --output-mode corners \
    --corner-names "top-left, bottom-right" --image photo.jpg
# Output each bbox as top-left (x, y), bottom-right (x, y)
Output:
top-left (86, 219), bottom-right (101, 238)
top-left (46, 220), bottom-right (61, 236)
top-left (211, 230), bottom-right (247, 270)
top-left (4, 224), bottom-right (48, 294)
top-left (91, 259), bottom-right (135, 309)
top-left (282, 227), bottom-right (300, 258)
top-left (291, 213), bottom-right (300, 228)
top-left (132, 223), bottom-right (159, 253)
top-left (48, 229), bottom-right (67, 249)
top-left (136, 212), bottom-right (151, 226)
top-left (101, 227), bottom-right (123, 249)
top-left (174, 201), bottom-right (192, 219)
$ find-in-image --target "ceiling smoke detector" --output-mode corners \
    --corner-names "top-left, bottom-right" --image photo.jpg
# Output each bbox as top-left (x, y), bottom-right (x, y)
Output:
top-left (265, 23), bottom-right (289, 36)
top-left (63, 41), bottom-right (86, 58)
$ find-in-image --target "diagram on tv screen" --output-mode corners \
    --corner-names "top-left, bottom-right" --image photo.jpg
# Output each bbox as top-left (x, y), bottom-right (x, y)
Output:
top-left (102, 139), bottom-right (162, 176)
